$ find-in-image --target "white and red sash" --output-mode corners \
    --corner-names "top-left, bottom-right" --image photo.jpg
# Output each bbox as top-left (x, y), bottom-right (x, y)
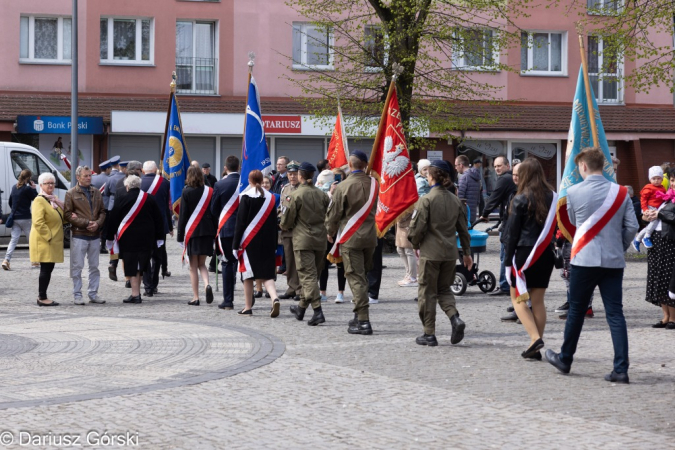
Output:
top-left (147, 174), bottom-right (162, 196)
top-left (216, 188), bottom-right (240, 257)
top-left (327, 177), bottom-right (377, 263)
top-left (571, 184), bottom-right (627, 260)
top-left (99, 184), bottom-right (105, 194)
top-left (234, 188), bottom-right (275, 279)
top-left (182, 186), bottom-right (214, 264)
top-left (110, 190), bottom-right (148, 255)
top-left (510, 191), bottom-right (559, 302)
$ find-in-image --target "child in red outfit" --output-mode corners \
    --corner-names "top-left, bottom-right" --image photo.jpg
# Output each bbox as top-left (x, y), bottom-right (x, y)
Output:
top-left (633, 166), bottom-right (666, 251)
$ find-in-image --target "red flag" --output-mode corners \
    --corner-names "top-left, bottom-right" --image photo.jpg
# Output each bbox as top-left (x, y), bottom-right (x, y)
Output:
top-left (327, 105), bottom-right (349, 169)
top-left (368, 81), bottom-right (418, 237)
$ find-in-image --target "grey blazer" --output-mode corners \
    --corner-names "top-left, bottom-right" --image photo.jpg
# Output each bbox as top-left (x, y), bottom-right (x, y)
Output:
top-left (567, 175), bottom-right (639, 268)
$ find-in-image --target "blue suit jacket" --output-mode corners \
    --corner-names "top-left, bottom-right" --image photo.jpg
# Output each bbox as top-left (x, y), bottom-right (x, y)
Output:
top-left (211, 173), bottom-right (240, 238)
top-left (141, 173), bottom-right (172, 235)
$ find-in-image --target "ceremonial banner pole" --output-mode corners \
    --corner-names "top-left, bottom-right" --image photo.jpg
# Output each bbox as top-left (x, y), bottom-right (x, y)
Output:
top-left (241, 52), bottom-right (255, 162)
top-left (578, 34), bottom-right (599, 147)
top-left (159, 72), bottom-right (176, 178)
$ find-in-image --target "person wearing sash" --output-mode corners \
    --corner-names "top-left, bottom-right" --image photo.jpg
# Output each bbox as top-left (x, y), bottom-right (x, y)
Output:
top-left (210, 155), bottom-right (241, 310)
top-left (278, 161), bottom-right (302, 300)
top-left (177, 166), bottom-right (217, 306)
top-left (281, 162), bottom-right (330, 326)
top-left (255, 175), bottom-right (282, 298)
top-left (408, 160), bottom-right (471, 346)
top-left (105, 175), bottom-right (164, 304)
top-left (502, 158), bottom-right (556, 359)
top-left (140, 161), bottom-right (172, 297)
top-left (232, 170), bottom-right (281, 317)
top-left (325, 150), bottom-right (378, 335)
top-left (546, 148), bottom-right (638, 383)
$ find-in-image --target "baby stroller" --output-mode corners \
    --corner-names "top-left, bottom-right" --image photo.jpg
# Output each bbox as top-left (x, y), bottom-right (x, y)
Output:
top-left (450, 210), bottom-right (496, 296)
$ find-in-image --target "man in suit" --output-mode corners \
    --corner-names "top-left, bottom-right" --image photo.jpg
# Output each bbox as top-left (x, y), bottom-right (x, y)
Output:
top-left (140, 161), bottom-right (173, 297)
top-left (202, 163), bottom-right (218, 188)
top-left (546, 147), bottom-right (639, 384)
top-left (211, 155), bottom-right (241, 310)
top-left (271, 156), bottom-right (290, 195)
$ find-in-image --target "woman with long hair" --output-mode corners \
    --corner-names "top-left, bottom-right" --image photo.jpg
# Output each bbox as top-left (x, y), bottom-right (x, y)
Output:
top-left (2, 169), bottom-right (38, 270)
top-left (233, 170), bottom-right (280, 316)
top-left (177, 166), bottom-right (217, 306)
top-left (503, 158), bottom-right (556, 360)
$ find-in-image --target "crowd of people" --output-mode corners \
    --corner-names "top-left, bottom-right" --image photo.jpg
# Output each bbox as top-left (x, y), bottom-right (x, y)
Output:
top-left (3, 146), bottom-right (673, 384)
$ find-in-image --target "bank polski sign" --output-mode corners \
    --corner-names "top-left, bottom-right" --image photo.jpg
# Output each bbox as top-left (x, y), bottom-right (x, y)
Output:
top-left (17, 116), bottom-right (103, 135)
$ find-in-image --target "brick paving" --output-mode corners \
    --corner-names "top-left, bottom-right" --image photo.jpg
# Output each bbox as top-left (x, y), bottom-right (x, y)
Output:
top-left (0, 235), bottom-right (672, 449)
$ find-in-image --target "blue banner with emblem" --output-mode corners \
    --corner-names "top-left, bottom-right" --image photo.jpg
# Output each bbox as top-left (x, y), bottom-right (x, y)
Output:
top-left (240, 77), bottom-right (272, 191)
top-left (161, 93), bottom-right (191, 215)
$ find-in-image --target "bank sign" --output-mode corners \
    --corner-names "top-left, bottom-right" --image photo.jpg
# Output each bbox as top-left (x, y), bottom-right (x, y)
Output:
top-left (17, 116), bottom-right (104, 135)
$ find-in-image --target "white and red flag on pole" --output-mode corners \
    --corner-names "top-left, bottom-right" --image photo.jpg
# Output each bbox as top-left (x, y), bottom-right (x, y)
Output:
top-left (367, 77), bottom-right (419, 237)
top-left (327, 102), bottom-right (349, 169)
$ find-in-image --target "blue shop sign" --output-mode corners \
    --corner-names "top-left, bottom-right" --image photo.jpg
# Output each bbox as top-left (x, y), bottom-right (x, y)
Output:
top-left (17, 115), bottom-right (104, 135)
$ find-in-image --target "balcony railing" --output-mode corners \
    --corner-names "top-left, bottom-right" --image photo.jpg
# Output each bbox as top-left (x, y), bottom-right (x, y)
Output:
top-left (175, 57), bottom-right (217, 95)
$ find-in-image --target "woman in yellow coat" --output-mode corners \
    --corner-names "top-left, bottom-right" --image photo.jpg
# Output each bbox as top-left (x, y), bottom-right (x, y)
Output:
top-left (30, 172), bottom-right (66, 306)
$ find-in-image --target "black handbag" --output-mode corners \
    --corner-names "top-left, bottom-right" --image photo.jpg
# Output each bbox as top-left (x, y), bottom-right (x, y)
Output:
top-left (553, 246), bottom-right (564, 269)
top-left (4, 212), bottom-right (14, 228)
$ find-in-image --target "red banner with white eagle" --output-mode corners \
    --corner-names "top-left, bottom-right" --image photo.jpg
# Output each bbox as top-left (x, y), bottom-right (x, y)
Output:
top-left (367, 80), bottom-right (419, 237)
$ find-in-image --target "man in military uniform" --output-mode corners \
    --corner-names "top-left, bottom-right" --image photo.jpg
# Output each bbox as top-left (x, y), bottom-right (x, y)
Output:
top-left (280, 162), bottom-right (330, 326)
top-left (278, 161), bottom-right (302, 300)
top-left (325, 151), bottom-right (378, 335)
top-left (102, 156), bottom-right (124, 279)
top-left (91, 159), bottom-right (112, 254)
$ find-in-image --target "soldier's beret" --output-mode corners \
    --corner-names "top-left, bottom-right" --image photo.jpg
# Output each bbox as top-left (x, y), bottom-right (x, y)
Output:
top-left (350, 150), bottom-right (368, 163)
top-left (299, 162), bottom-right (316, 172)
top-left (430, 160), bottom-right (452, 174)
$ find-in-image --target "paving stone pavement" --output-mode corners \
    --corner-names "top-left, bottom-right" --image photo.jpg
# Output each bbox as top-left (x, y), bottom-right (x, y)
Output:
top-left (0, 234), bottom-right (673, 449)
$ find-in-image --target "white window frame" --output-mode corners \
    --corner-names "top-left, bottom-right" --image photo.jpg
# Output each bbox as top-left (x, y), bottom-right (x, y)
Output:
top-left (292, 22), bottom-right (334, 71)
top-left (100, 17), bottom-right (154, 65)
top-left (588, 36), bottom-right (624, 104)
top-left (520, 31), bottom-right (567, 76)
top-left (587, 0), bottom-right (623, 15)
top-left (451, 28), bottom-right (500, 71)
top-left (364, 25), bottom-right (388, 73)
top-left (175, 20), bottom-right (219, 95)
top-left (19, 16), bottom-right (71, 65)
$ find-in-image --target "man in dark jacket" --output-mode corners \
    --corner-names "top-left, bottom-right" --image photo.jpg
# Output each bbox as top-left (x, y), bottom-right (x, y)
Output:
top-left (210, 155), bottom-right (241, 309)
top-left (202, 163), bottom-right (218, 187)
top-left (271, 156), bottom-right (290, 194)
top-left (455, 155), bottom-right (481, 223)
top-left (477, 156), bottom-right (517, 295)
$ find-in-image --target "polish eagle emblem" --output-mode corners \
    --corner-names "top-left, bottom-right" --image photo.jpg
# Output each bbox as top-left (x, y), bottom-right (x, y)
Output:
top-left (382, 137), bottom-right (409, 179)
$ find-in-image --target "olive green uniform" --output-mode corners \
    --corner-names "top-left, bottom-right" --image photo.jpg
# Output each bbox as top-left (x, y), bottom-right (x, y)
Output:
top-left (325, 172), bottom-right (378, 321)
top-left (280, 183), bottom-right (330, 310)
top-left (280, 182), bottom-right (301, 297)
top-left (408, 186), bottom-right (471, 335)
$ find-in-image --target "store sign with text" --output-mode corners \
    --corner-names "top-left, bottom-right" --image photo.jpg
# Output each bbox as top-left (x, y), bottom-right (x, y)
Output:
top-left (262, 115), bottom-right (302, 134)
top-left (17, 115), bottom-right (104, 135)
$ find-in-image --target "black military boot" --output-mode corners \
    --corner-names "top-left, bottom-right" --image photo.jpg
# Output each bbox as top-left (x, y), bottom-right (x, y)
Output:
top-left (290, 305), bottom-right (306, 321)
top-left (415, 334), bottom-right (438, 346)
top-left (348, 320), bottom-right (373, 335)
top-left (307, 307), bottom-right (325, 326)
top-left (450, 313), bottom-right (465, 345)
top-left (348, 313), bottom-right (358, 327)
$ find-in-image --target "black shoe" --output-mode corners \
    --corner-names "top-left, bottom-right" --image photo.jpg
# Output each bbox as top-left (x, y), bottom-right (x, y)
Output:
top-left (270, 299), bottom-right (280, 318)
top-left (188, 299), bottom-right (200, 306)
top-left (108, 265), bottom-right (117, 282)
top-left (489, 290), bottom-right (509, 296)
top-left (348, 313), bottom-right (358, 327)
top-left (450, 313), bottom-right (465, 344)
top-left (208, 267), bottom-right (216, 273)
top-left (264, 292), bottom-right (271, 298)
top-left (666, 322), bottom-right (675, 330)
top-left (506, 305), bottom-right (514, 313)
top-left (238, 309), bottom-right (252, 316)
top-left (37, 299), bottom-right (59, 307)
top-left (153, 288), bottom-right (158, 294)
top-left (416, 334), bottom-right (438, 346)
top-left (218, 302), bottom-right (234, 310)
top-left (293, 295), bottom-right (301, 301)
top-left (522, 338), bottom-right (545, 359)
top-left (205, 285), bottom-right (214, 304)
top-left (559, 312), bottom-right (568, 320)
top-left (604, 370), bottom-right (630, 384)
top-left (254, 290), bottom-right (263, 298)
top-left (162, 270), bottom-right (171, 278)
top-left (123, 295), bottom-right (142, 304)
top-left (545, 349), bottom-right (571, 374)
top-left (348, 320), bottom-right (373, 335)
top-left (100, 247), bottom-right (108, 254)
top-left (290, 305), bottom-right (306, 321)
top-left (308, 307), bottom-right (325, 326)
top-left (144, 289), bottom-right (154, 297)
top-left (555, 302), bottom-right (570, 313)
top-left (652, 320), bottom-right (668, 328)
top-left (501, 311), bottom-right (518, 322)
top-left (414, 297), bottom-right (418, 302)
top-left (523, 350), bottom-right (542, 361)
top-left (278, 292), bottom-right (296, 300)
top-left (125, 280), bottom-right (131, 289)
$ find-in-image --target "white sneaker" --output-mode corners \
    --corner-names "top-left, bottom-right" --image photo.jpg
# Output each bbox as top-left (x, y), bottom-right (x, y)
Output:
top-left (335, 293), bottom-right (344, 303)
top-left (74, 298), bottom-right (85, 305)
top-left (320, 294), bottom-right (328, 302)
top-left (369, 297), bottom-right (379, 304)
top-left (89, 296), bottom-right (106, 304)
top-left (400, 279), bottom-right (418, 287)
top-left (397, 276), bottom-right (411, 286)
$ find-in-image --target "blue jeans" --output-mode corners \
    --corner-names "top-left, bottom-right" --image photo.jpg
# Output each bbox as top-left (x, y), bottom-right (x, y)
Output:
top-left (498, 241), bottom-right (509, 292)
top-left (560, 266), bottom-right (629, 374)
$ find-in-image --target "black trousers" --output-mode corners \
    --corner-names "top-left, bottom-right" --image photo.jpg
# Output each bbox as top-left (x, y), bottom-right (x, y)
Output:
top-left (367, 238), bottom-right (384, 299)
top-left (219, 237), bottom-right (238, 306)
top-left (39, 263), bottom-right (55, 300)
top-left (160, 243), bottom-right (168, 272)
top-left (143, 238), bottom-right (165, 291)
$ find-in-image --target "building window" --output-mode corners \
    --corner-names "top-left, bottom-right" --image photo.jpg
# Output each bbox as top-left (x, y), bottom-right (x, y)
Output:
top-left (588, 36), bottom-right (623, 104)
top-left (292, 22), bottom-right (333, 70)
top-left (175, 21), bottom-right (217, 95)
top-left (587, 0), bottom-right (622, 14)
top-left (19, 16), bottom-right (72, 63)
top-left (520, 32), bottom-right (566, 75)
top-left (452, 29), bottom-right (498, 70)
top-left (364, 25), bottom-right (387, 71)
top-left (100, 17), bottom-right (153, 64)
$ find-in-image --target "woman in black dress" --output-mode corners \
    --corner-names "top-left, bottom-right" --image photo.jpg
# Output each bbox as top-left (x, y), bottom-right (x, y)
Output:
top-left (177, 166), bottom-right (218, 306)
top-left (106, 175), bottom-right (164, 303)
top-left (233, 170), bottom-right (280, 317)
top-left (503, 158), bottom-right (556, 359)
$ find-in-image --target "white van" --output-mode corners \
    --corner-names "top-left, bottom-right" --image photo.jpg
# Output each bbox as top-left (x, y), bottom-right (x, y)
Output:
top-left (0, 142), bottom-right (70, 242)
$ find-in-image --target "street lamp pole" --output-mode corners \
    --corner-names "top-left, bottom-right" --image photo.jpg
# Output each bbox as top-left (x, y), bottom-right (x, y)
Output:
top-left (71, 0), bottom-right (78, 186)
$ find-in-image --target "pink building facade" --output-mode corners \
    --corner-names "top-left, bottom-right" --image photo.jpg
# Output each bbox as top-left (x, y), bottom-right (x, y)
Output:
top-left (1, 0), bottom-right (673, 189)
